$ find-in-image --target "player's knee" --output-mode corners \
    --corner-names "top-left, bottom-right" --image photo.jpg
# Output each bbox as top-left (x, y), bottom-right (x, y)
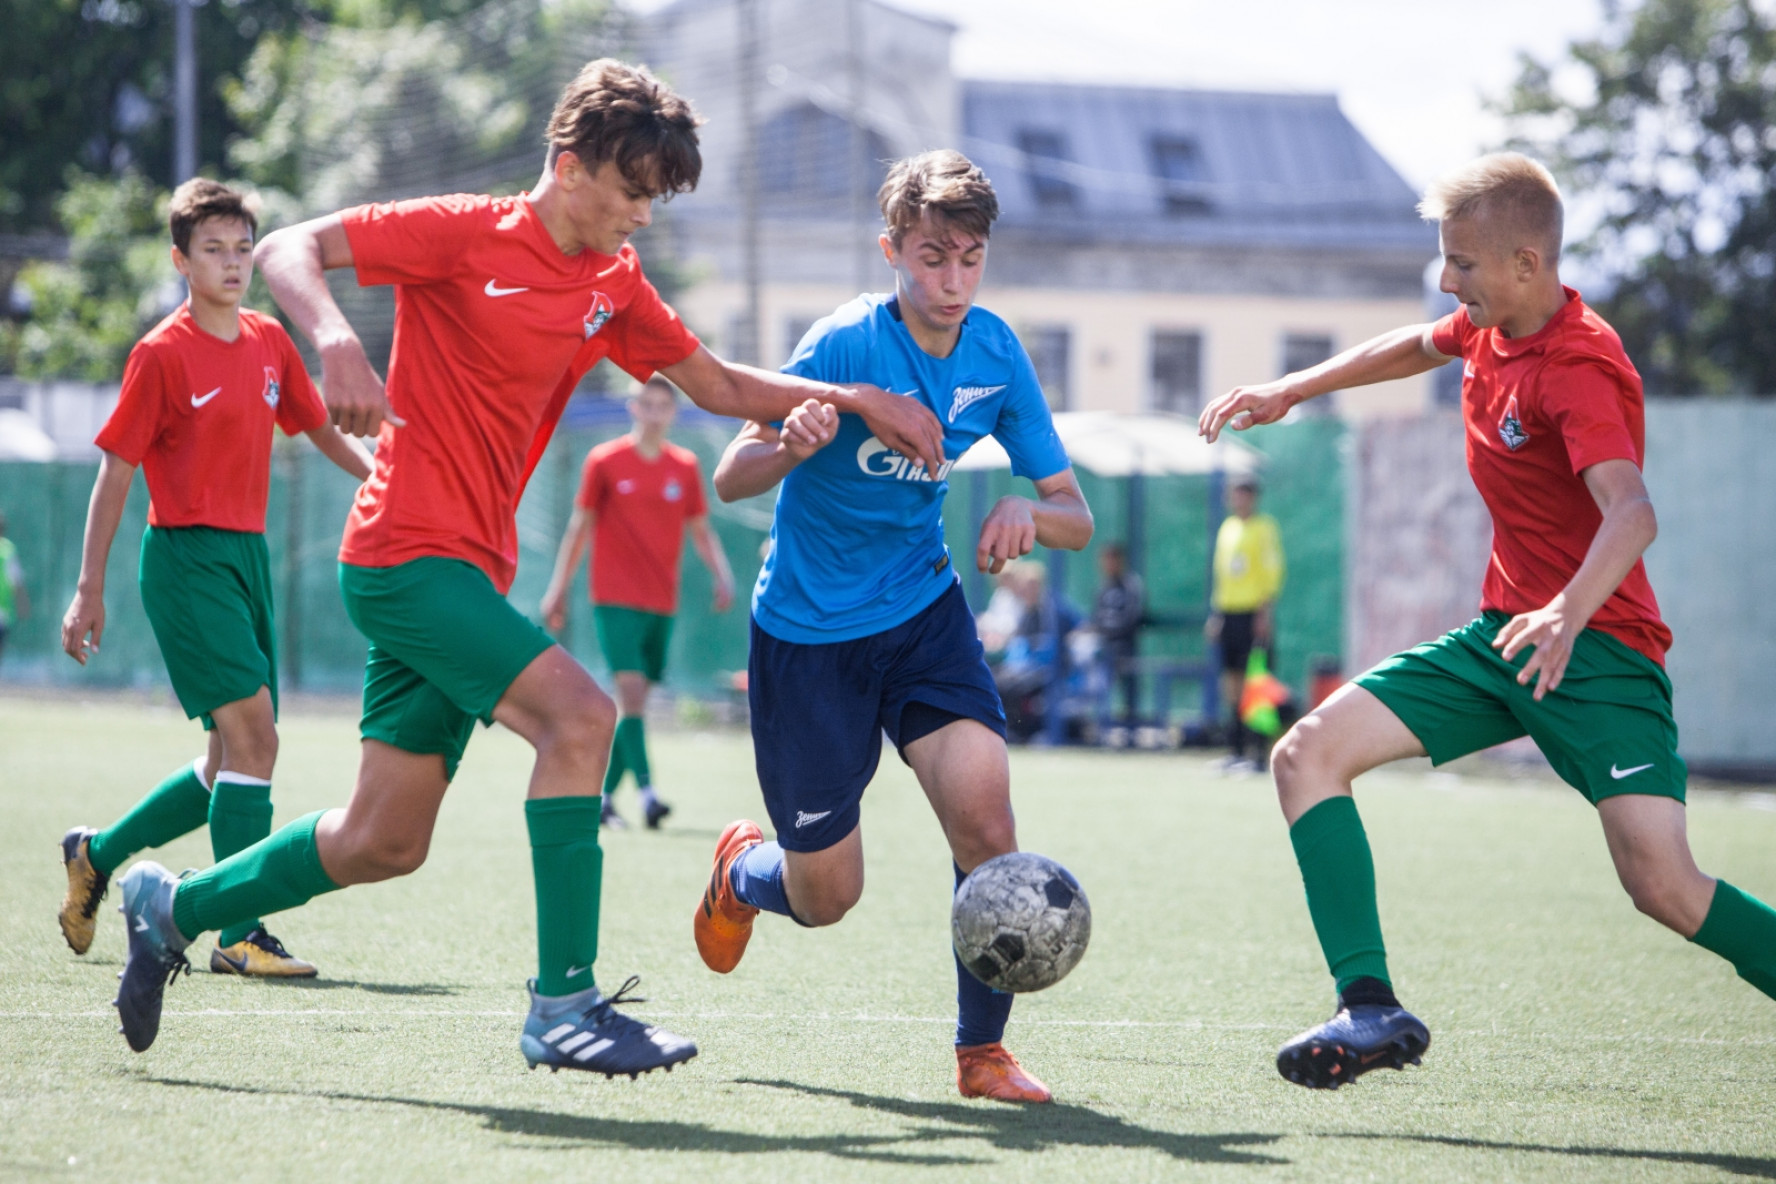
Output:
top-left (952, 812), bottom-right (1017, 871)
top-left (537, 686), bottom-right (616, 762)
top-left (1270, 722), bottom-right (1316, 788)
top-left (1619, 864), bottom-right (1687, 929)
top-left (333, 826), bottom-right (429, 882)
top-left (796, 885), bottom-right (860, 927)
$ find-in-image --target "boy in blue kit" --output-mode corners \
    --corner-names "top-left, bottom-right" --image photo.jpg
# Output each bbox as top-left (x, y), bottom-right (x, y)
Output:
top-left (696, 151), bottom-right (1094, 1102)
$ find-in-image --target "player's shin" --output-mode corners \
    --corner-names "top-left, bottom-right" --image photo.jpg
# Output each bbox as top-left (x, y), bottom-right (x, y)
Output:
top-left (172, 809), bottom-right (341, 941)
top-left (87, 759), bottom-right (213, 876)
top-left (953, 863), bottom-right (1014, 1046)
top-left (1691, 880), bottom-right (1776, 1001)
top-left (1290, 796), bottom-right (1391, 991)
top-left (208, 773), bottom-right (274, 946)
top-left (527, 796), bottom-right (602, 995)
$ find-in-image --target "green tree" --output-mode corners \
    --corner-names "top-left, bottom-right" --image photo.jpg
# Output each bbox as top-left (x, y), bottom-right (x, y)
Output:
top-left (1501, 0), bottom-right (1776, 395)
top-left (0, 172), bottom-right (176, 380)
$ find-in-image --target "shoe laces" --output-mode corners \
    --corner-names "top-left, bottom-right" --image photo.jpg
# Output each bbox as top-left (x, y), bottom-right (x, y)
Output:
top-left (245, 929), bottom-right (294, 959)
top-left (581, 974), bottom-right (650, 1035)
top-left (162, 951), bottom-right (193, 988)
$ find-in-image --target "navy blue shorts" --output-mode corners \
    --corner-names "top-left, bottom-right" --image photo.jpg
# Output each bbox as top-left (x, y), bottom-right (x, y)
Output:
top-left (748, 580), bottom-right (1008, 853)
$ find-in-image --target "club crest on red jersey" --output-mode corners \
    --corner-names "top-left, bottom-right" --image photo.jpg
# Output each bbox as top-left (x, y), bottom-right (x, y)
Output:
top-left (262, 366), bottom-right (280, 410)
top-left (584, 292), bottom-right (615, 339)
top-left (663, 479), bottom-right (682, 502)
top-left (1498, 395), bottom-right (1529, 451)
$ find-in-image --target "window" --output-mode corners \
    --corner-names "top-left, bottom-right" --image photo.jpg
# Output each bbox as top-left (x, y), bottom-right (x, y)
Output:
top-left (1149, 135), bottom-right (1211, 217)
top-left (728, 312), bottom-right (760, 367)
top-left (1282, 333), bottom-right (1336, 415)
top-left (1022, 325), bottom-right (1072, 411)
top-left (757, 103), bottom-right (890, 205)
top-left (1149, 330), bottom-right (1203, 415)
top-left (1016, 129), bottom-right (1077, 211)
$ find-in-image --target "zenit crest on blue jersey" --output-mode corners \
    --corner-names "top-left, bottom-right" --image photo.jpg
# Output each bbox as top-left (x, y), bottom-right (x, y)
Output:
top-left (753, 294), bottom-right (1070, 645)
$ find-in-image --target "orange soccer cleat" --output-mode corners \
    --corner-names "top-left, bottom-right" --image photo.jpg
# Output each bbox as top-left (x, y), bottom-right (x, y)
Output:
top-left (694, 819), bottom-right (763, 973)
top-left (956, 1042), bottom-right (1052, 1103)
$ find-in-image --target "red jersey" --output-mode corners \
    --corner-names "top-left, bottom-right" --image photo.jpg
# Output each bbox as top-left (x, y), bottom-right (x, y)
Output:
top-left (96, 304), bottom-right (328, 532)
top-left (577, 436), bottom-right (708, 615)
top-left (1432, 287), bottom-right (1672, 664)
top-left (337, 194), bottom-right (700, 592)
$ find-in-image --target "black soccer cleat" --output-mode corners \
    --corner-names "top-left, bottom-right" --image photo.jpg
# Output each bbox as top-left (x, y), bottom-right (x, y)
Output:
top-left (1276, 981), bottom-right (1429, 1090)
top-left (520, 975), bottom-right (697, 1078)
top-left (600, 797), bottom-right (629, 830)
top-left (643, 796), bottom-right (672, 830)
top-left (114, 862), bottom-right (193, 1053)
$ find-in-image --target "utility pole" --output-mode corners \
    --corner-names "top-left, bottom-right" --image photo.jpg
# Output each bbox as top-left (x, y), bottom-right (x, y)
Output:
top-left (847, 0), bottom-right (869, 294)
top-left (171, 0), bottom-right (200, 183)
top-left (738, 0), bottom-right (763, 366)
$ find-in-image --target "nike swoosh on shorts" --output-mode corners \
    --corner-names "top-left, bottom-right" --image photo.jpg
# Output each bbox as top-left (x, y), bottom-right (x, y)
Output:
top-left (1610, 763), bottom-right (1655, 780)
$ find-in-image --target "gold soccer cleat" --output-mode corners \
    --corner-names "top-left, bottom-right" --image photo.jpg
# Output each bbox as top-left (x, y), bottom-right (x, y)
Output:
top-left (209, 929), bottom-right (318, 978)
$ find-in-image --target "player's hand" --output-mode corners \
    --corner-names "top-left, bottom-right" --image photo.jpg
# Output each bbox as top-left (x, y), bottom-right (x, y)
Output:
top-left (780, 398), bottom-right (838, 460)
top-left (1198, 381), bottom-right (1298, 443)
top-left (849, 384), bottom-right (946, 476)
top-left (319, 336), bottom-right (405, 437)
top-left (61, 590), bottom-right (104, 665)
top-left (541, 585), bottom-right (568, 634)
top-left (977, 496), bottom-right (1037, 574)
top-left (1494, 598), bottom-right (1580, 701)
top-left (712, 575), bottom-right (735, 613)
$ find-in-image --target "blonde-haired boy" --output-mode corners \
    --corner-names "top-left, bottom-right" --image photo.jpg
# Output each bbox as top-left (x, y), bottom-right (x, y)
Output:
top-left (1200, 151), bottom-right (1776, 1090)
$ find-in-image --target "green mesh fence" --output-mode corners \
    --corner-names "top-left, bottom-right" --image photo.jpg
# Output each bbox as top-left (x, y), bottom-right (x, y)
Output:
top-left (0, 412), bottom-right (1345, 723)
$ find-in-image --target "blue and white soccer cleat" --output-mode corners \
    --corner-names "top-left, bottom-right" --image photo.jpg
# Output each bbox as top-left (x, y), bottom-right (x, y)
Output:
top-left (520, 975), bottom-right (697, 1078)
top-left (1276, 983), bottom-right (1430, 1090)
top-left (114, 862), bottom-right (194, 1053)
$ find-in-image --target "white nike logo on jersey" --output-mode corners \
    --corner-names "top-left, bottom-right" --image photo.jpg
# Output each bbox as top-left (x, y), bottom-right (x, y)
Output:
top-left (1610, 762), bottom-right (1655, 780)
top-left (794, 810), bottom-right (832, 828)
top-left (484, 280), bottom-right (529, 297)
top-left (191, 387), bottom-right (221, 407)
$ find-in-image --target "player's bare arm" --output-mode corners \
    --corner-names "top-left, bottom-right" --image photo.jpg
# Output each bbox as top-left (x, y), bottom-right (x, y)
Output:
top-left (540, 505), bottom-right (594, 632)
top-left (662, 346), bottom-right (944, 476)
top-left (1494, 457), bottom-right (1658, 700)
top-left (976, 469), bottom-right (1093, 575)
top-left (712, 399), bottom-right (840, 501)
top-left (687, 516), bottom-right (736, 612)
top-left (303, 425), bottom-right (374, 482)
top-left (60, 451), bottom-right (136, 664)
top-left (255, 215), bottom-right (405, 438)
top-left (1199, 324), bottom-right (1450, 443)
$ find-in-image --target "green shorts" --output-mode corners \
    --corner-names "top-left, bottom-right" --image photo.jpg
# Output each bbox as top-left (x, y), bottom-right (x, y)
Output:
top-left (1354, 611), bottom-right (1686, 804)
top-left (594, 604), bottom-right (674, 683)
top-left (139, 526), bottom-right (278, 728)
top-left (340, 558), bottom-right (555, 780)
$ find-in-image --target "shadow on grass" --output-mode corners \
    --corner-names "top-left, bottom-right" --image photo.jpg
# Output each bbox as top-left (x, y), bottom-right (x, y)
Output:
top-left (148, 1075), bottom-right (1285, 1167)
top-left (738, 1079), bottom-right (1289, 1165)
top-left (1336, 1133), bottom-right (1776, 1180)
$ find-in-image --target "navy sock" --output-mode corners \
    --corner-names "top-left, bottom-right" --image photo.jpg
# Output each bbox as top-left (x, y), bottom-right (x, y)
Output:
top-left (954, 862), bottom-right (1014, 1047)
top-left (729, 841), bottom-right (799, 920)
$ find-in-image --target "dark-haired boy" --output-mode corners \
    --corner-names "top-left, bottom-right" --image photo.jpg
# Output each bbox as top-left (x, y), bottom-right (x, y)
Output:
top-left (1201, 152), bottom-right (1776, 1090)
top-left (700, 150), bottom-right (1093, 1102)
top-left (107, 59), bottom-right (948, 1073)
top-left (59, 178), bottom-right (373, 978)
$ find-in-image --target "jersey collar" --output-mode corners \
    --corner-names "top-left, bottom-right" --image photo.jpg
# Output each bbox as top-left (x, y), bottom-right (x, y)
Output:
top-left (1491, 285), bottom-right (1584, 359)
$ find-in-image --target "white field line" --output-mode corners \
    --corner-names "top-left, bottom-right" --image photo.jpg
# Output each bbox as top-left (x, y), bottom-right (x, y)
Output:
top-left (3, 1010), bottom-right (1775, 1046)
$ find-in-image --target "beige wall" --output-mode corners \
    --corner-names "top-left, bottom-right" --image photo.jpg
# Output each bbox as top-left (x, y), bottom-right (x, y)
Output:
top-left (672, 280), bottom-right (1433, 420)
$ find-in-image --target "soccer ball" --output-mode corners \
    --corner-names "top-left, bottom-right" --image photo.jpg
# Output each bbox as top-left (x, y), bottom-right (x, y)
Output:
top-left (952, 852), bottom-right (1091, 993)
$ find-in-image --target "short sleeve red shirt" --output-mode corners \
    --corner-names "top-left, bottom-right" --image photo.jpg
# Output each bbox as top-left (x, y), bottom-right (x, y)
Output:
top-left (1431, 287), bottom-right (1672, 663)
top-left (95, 305), bottom-right (328, 532)
top-left (576, 437), bottom-right (708, 615)
top-left (336, 194), bottom-right (700, 592)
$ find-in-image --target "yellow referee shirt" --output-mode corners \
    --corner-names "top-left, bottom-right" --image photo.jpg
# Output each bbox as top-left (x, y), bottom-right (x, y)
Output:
top-left (1211, 512), bottom-right (1285, 612)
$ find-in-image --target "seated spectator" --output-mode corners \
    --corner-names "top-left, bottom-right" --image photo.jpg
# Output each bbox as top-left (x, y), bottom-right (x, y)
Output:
top-left (979, 560), bottom-right (1081, 741)
top-left (1089, 542), bottom-right (1144, 725)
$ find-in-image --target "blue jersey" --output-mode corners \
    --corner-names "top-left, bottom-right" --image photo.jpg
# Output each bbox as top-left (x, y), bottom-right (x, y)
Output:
top-left (752, 294), bottom-right (1071, 644)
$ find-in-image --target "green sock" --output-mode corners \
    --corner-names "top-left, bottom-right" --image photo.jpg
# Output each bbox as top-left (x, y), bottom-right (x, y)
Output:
top-left (527, 797), bottom-right (603, 997)
top-left (172, 810), bottom-right (339, 942)
top-left (1290, 796), bottom-right (1392, 992)
top-left (619, 716), bottom-right (652, 788)
top-left (1691, 879), bottom-right (1776, 1000)
top-left (601, 724), bottom-right (630, 797)
top-left (87, 759), bottom-right (212, 876)
top-left (209, 774), bottom-right (275, 946)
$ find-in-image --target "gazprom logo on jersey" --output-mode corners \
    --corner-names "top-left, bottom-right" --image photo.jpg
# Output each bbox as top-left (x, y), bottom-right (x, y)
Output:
top-left (856, 437), bottom-right (955, 483)
top-left (948, 383), bottom-right (1005, 423)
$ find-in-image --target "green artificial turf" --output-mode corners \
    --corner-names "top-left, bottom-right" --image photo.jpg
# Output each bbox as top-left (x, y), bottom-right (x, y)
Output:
top-left (3, 695), bottom-right (1775, 1182)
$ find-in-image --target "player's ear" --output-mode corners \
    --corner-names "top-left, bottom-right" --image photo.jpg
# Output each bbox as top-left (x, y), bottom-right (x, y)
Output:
top-left (878, 231), bottom-right (897, 268)
top-left (553, 149), bottom-right (583, 188)
top-left (170, 244), bottom-right (191, 277)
